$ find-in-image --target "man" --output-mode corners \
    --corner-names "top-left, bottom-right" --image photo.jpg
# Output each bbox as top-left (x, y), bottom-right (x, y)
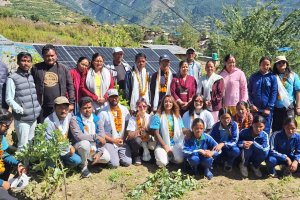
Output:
top-left (125, 53), bottom-right (150, 112)
top-left (150, 55), bottom-right (174, 111)
top-left (98, 89), bottom-right (132, 167)
top-left (44, 96), bottom-right (81, 167)
top-left (0, 61), bottom-right (8, 109)
top-left (31, 44), bottom-right (75, 122)
top-left (69, 97), bottom-right (110, 178)
top-left (5, 52), bottom-right (41, 150)
top-left (186, 48), bottom-right (202, 83)
top-left (106, 47), bottom-right (131, 90)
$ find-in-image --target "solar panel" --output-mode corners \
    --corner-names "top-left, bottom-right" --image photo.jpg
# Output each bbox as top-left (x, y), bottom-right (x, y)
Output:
top-left (134, 48), bottom-right (160, 61)
top-left (63, 46), bottom-right (94, 61)
top-left (122, 48), bottom-right (137, 62)
top-left (33, 45), bottom-right (74, 62)
top-left (153, 49), bottom-right (179, 61)
top-left (59, 61), bottom-right (76, 70)
top-left (90, 47), bottom-right (113, 62)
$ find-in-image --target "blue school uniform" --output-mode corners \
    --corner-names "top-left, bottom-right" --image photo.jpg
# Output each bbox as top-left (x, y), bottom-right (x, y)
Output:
top-left (210, 121), bottom-right (240, 166)
top-left (238, 127), bottom-right (269, 167)
top-left (248, 71), bottom-right (278, 134)
top-left (267, 130), bottom-right (300, 174)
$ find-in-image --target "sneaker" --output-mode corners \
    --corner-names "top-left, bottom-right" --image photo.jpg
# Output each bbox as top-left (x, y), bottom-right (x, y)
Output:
top-left (134, 156), bottom-right (142, 166)
top-left (239, 163), bottom-right (248, 177)
top-left (204, 168), bottom-right (213, 180)
top-left (250, 165), bottom-right (262, 178)
top-left (224, 162), bottom-right (232, 172)
top-left (81, 167), bottom-right (91, 178)
top-left (268, 172), bottom-right (278, 178)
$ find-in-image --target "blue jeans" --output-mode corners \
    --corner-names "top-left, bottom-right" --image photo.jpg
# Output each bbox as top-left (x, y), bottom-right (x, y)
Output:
top-left (60, 153), bottom-right (82, 167)
top-left (241, 146), bottom-right (268, 168)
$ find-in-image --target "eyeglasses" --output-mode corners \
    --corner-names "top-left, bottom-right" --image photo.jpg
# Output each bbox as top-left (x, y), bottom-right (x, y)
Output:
top-left (138, 105), bottom-right (148, 109)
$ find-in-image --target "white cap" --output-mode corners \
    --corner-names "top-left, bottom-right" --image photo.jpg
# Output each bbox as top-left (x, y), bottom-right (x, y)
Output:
top-left (113, 47), bottom-right (123, 53)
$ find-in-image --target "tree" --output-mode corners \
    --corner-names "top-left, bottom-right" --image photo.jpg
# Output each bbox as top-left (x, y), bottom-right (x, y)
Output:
top-left (176, 22), bottom-right (199, 49)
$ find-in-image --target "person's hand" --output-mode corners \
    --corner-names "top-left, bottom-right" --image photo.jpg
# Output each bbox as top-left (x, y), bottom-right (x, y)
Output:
top-left (206, 100), bottom-right (212, 107)
top-left (198, 149), bottom-right (206, 155)
top-left (213, 143), bottom-right (225, 152)
top-left (181, 102), bottom-right (189, 110)
top-left (97, 98), bottom-right (106, 104)
top-left (290, 160), bottom-right (298, 173)
top-left (17, 163), bottom-right (27, 175)
top-left (243, 141), bottom-right (253, 149)
top-left (92, 152), bottom-right (103, 165)
top-left (2, 181), bottom-right (10, 190)
top-left (114, 138), bottom-right (123, 146)
top-left (97, 136), bottom-right (106, 145)
top-left (250, 105), bottom-right (258, 112)
top-left (203, 150), bottom-right (214, 158)
top-left (286, 156), bottom-right (292, 167)
top-left (69, 146), bottom-right (75, 156)
top-left (263, 109), bottom-right (270, 116)
top-left (163, 144), bottom-right (172, 154)
top-left (69, 104), bottom-right (74, 113)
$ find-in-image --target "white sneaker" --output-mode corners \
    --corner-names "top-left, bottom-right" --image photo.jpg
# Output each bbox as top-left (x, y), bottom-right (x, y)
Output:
top-left (250, 165), bottom-right (262, 178)
top-left (239, 163), bottom-right (248, 177)
top-left (134, 156), bottom-right (142, 165)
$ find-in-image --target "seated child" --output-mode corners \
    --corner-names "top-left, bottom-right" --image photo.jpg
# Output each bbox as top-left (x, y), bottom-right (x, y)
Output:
top-left (233, 101), bottom-right (253, 131)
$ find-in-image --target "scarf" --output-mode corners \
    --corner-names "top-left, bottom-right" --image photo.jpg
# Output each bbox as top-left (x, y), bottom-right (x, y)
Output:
top-left (198, 72), bottom-right (222, 101)
top-left (276, 75), bottom-right (290, 108)
top-left (86, 67), bottom-right (110, 99)
top-left (81, 114), bottom-right (97, 152)
top-left (160, 112), bottom-right (184, 147)
top-left (108, 104), bottom-right (126, 139)
top-left (153, 68), bottom-right (173, 111)
top-left (53, 112), bottom-right (70, 136)
top-left (130, 66), bottom-right (150, 111)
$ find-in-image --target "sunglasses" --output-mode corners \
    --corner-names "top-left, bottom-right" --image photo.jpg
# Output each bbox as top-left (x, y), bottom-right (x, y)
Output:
top-left (138, 105), bottom-right (148, 109)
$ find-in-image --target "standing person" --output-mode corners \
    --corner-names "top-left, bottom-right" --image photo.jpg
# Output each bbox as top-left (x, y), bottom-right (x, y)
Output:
top-left (80, 53), bottom-right (114, 114)
top-left (238, 115), bottom-right (269, 178)
top-left (125, 53), bottom-right (150, 112)
top-left (5, 52), bottom-right (41, 150)
top-left (272, 56), bottom-right (300, 132)
top-left (98, 89), bottom-right (132, 168)
top-left (31, 44), bottom-right (75, 123)
top-left (220, 54), bottom-right (248, 116)
top-left (69, 97), bottom-right (110, 178)
top-left (171, 60), bottom-right (197, 115)
top-left (248, 57), bottom-right (278, 134)
top-left (70, 57), bottom-right (90, 113)
top-left (186, 48), bottom-right (201, 83)
top-left (106, 47), bottom-right (131, 90)
top-left (150, 95), bottom-right (184, 167)
top-left (267, 118), bottom-right (300, 177)
top-left (150, 55), bottom-right (174, 112)
top-left (197, 60), bottom-right (224, 122)
top-left (0, 61), bottom-right (8, 109)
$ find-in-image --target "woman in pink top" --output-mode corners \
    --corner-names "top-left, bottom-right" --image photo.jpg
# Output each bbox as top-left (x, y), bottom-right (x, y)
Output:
top-left (219, 54), bottom-right (248, 116)
top-left (70, 57), bottom-right (89, 113)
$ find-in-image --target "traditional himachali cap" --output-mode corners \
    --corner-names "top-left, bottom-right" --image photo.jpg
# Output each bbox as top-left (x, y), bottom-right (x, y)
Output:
top-left (113, 47), bottom-right (123, 53)
top-left (159, 54), bottom-right (170, 61)
top-left (274, 56), bottom-right (288, 64)
top-left (107, 89), bottom-right (119, 97)
top-left (54, 96), bottom-right (70, 105)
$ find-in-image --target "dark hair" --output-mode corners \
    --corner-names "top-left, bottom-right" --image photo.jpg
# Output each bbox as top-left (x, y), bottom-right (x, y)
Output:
top-left (206, 60), bottom-right (215, 67)
top-left (79, 97), bottom-right (93, 108)
top-left (136, 97), bottom-right (148, 107)
top-left (252, 115), bottom-right (266, 124)
top-left (236, 101), bottom-right (249, 109)
top-left (191, 118), bottom-right (205, 129)
top-left (218, 108), bottom-right (232, 119)
top-left (188, 94), bottom-right (206, 116)
top-left (17, 52), bottom-right (32, 63)
top-left (283, 117), bottom-right (297, 128)
top-left (42, 44), bottom-right (56, 56)
top-left (135, 53), bottom-right (147, 62)
top-left (91, 53), bottom-right (104, 70)
top-left (178, 60), bottom-right (188, 76)
top-left (77, 56), bottom-right (89, 64)
top-left (259, 56), bottom-right (271, 65)
top-left (223, 54), bottom-right (235, 70)
top-left (272, 60), bottom-right (291, 75)
top-left (157, 95), bottom-right (180, 118)
top-left (0, 108), bottom-right (12, 124)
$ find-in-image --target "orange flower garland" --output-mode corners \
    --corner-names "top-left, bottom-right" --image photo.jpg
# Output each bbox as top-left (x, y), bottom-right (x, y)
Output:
top-left (234, 113), bottom-right (250, 130)
top-left (167, 116), bottom-right (174, 138)
top-left (158, 70), bottom-right (169, 93)
top-left (0, 137), bottom-right (5, 174)
top-left (135, 70), bottom-right (149, 96)
top-left (136, 115), bottom-right (149, 142)
top-left (111, 106), bottom-right (123, 133)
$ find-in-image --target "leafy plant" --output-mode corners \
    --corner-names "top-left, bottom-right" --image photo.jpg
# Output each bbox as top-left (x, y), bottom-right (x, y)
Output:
top-left (126, 168), bottom-right (198, 200)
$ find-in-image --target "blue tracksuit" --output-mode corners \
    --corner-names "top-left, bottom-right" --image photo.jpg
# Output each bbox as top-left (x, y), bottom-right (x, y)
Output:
top-left (238, 127), bottom-right (269, 167)
top-left (267, 130), bottom-right (300, 174)
top-left (248, 71), bottom-right (278, 134)
top-left (210, 121), bottom-right (240, 165)
top-left (183, 133), bottom-right (219, 170)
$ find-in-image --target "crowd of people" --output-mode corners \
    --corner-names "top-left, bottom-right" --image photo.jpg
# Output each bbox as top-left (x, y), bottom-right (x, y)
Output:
top-left (0, 44), bottom-right (300, 198)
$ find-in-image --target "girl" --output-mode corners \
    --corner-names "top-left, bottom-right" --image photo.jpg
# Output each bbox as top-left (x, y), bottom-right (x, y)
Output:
top-left (70, 57), bottom-right (90, 113)
top-left (248, 57), bottom-right (277, 134)
top-left (170, 60), bottom-right (197, 115)
top-left (150, 95), bottom-right (184, 167)
top-left (238, 115), bottom-right (269, 178)
top-left (126, 98), bottom-right (156, 164)
top-left (80, 53), bottom-right (114, 114)
top-left (233, 101), bottom-right (253, 131)
top-left (198, 60), bottom-right (224, 122)
top-left (183, 118), bottom-right (219, 180)
top-left (219, 54), bottom-right (248, 116)
top-left (210, 108), bottom-right (240, 172)
top-left (182, 94), bottom-right (214, 132)
top-left (267, 118), bottom-right (300, 177)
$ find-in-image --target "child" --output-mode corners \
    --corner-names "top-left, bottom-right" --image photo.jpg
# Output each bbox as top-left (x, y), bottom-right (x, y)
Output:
top-left (267, 117), bottom-right (300, 177)
top-left (210, 108), bottom-right (240, 172)
top-left (183, 118), bottom-right (219, 180)
top-left (238, 115), bottom-right (269, 178)
top-left (233, 101), bottom-right (253, 131)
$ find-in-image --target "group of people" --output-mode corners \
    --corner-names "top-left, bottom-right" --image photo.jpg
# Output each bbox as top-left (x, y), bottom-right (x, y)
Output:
top-left (1, 44), bottom-right (300, 197)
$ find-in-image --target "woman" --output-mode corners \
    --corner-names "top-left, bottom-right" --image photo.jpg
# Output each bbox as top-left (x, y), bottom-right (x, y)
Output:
top-left (272, 56), bottom-right (300, 132)
top-left (234, 101), bottom-right (253, 131)
top-left (198, 60), bottom-right (224, 122)
top-left (248, 57), bottom-right (277, 134)
top-left (219, 54), bottom-right (248, 116)
top-left (150, 95), bottom-right (184, 167)
top-left (267, 117), bottom-right (300, 177)
top-left (80, 53), bottom-right (114, 114)
top-left (182, 94), bottom-right (214, 132)
top-left (126, 98), bottom-right (155, 164)
top-left (70, 57), bottom-right (89, 113)
top-left (171, 60), bottom-right (197, 115)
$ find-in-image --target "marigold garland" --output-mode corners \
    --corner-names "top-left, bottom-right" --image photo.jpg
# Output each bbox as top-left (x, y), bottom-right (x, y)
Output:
top-left (167, 115), bottom-right (174, 138)
top-left (158, 70), bottom-right (169, 93)
top-left (135, 70), bottom-right (149, 96)
top-left (234, 113), bottom-right (250, 130)
top-left (0, 137), bottom-right (5, 174)
top-left (136, 115), bottom-right (149, 142)
top-left (111, 106), bottom-right (123, 133)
